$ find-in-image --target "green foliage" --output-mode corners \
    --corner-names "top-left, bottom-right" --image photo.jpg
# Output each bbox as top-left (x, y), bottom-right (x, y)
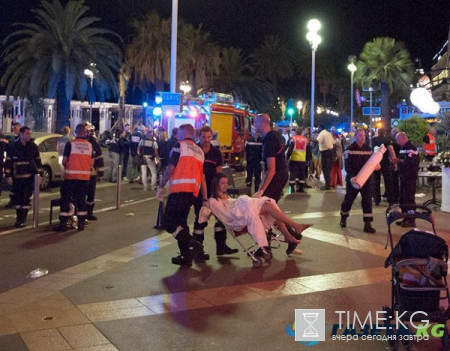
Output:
top-left (436, 112), bottom-right (450, 151)
top-left (398, 116), bottom-right (429, 147)
top-left (1, 0), bottom-right (123, 131)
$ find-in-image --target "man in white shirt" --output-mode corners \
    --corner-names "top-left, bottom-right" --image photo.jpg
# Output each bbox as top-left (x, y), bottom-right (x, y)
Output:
top-left (317, 124), bottom-right (334, 190)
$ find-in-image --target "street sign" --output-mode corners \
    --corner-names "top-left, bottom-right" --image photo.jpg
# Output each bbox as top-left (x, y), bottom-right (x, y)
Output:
top-left (391, 119), bottom-right (400, 127)
top-left (160, 92), bottom-right (182, 106)
top-left (362, 107), bottom-right (381, 116)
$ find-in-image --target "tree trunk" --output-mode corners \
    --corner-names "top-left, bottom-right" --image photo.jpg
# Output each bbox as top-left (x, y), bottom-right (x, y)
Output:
top-left (55, 82), bottom-right (71, 134)
top-left (381, 81), bottom-right (390, 130)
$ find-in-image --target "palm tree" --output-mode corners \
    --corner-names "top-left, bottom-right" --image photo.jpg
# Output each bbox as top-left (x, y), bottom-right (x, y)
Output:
top-left (125, 12), bottom-right (171, 92)
top-left (252, 35), bottom-right (295, 99)
top-left (213, 47), bottom-right (272, 111)
top-left (178, 23), bottom-right (220, 96)
top-left (1, 0), bottom-right (123, 132)
top-left (355, 37), bottom-right (414, 125)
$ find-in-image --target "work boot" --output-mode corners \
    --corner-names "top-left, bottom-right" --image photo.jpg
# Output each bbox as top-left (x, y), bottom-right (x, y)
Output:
top-left (173, 229), bottom-right (203, 265)
top-left (53, 216), bottom-right (69, 232)
top-left (86, 204), bottom-right (97, 221)
top-left (340, 215), bottom-right (347, 228)
top-left (296, 183), bottom-right (304, 193)
top-left (193, 233), bottom-right (210, 261)
top-left (215, 225), bottom-right (239, 256)
top-left (77, 216), bottom-right (86, 231)
top-left (14, 209), bottom-right (26, 228)
top-left (401, 221), bottom-right (416, 228)
top-left (363, 222), bottom-right (376, 233)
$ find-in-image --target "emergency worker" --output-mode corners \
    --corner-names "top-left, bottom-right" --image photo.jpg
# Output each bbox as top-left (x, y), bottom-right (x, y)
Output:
top-left (53, 124), bottom-right (93, 232)
top-left (340, 129), bottom-right (377, 233)
top-left (5, 126), bottom-right (42, 228)
top-left (129, 126), bottom-right (144, 183)
top-left (422, 127), bottom-right (437, 161)
top-left (86, 125), bottom-right (104, 221)
top-left (286, 128), bottom-right (310, 193)
top-left (245, 127), bottom-right (263, 194)
top-left (138, 129), bottom-right (158, 191)
top-left (192, 125), bottom-right (238, 258)
top-left (156, 124), bottom-right (207, 266)
top-left (395, 132), bottom-right (420, 227)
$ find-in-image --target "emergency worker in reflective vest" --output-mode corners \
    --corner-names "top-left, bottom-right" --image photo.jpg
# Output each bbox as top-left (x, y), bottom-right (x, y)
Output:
top-left (53, 124), bottom-right (93, 232)
top-left (5, 126), bottom-right (42, 228)
top-left (156, 124), bottom-right (207, 266)
top-left (422, 128), bottom-right (437, 161)
top-left (286, 128), bottom-right (310, 193)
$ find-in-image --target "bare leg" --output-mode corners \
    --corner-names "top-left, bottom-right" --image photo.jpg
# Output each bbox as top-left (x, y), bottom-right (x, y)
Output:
top-left (276, 222), bottom-right (301, 243)
top-left (260, 201), bottom-right (312, 235)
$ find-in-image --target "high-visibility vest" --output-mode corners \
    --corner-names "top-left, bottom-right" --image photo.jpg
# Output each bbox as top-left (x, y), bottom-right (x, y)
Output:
top-left (169, 140), bottom-right (204, 196)
top-left (290, 135), bottom-right (309, 162)
top-left (65, 139), bottom-right (93, 180)
top-left (424, 133), bottom-right (436, 156)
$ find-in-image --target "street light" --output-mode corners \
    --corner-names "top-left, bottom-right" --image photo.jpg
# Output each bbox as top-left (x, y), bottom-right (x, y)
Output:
top-left (84, 68), bottom-right (94, 124)
top-left (180, 81), bottom-right (192, 95)
top-left (170, 0), bottom-right (178, 93)
top-left (347, 55), bottom-right (357, 132)
top-left (306, 19), bottom-right (321, 133)
top-left (296, 100), bottom-right (303, 116)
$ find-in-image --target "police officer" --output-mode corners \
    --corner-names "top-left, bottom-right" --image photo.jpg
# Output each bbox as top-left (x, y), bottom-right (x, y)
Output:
top-left (245, 127), bottom-right (263, 194)
top-left (5, 126), bottom-right (42, 228)
top-left (53, 124), bottom-right (93, 232)
top-left (129, 126), bottom-right (144, 183)
top-left (86, 126), bottom-right (104, 221)
top-left (340, 129), bottom-right (377, 233)
top-left (138, 129), bottom-right (159, 191)
top-left (395, 132), bottom-right (419, 227)
top-left (156, 124), bottom-right (206, 266)
top-left (192, 125), bottom-right (238, 258)
top-left (286, 128), bottom-right (310, 193)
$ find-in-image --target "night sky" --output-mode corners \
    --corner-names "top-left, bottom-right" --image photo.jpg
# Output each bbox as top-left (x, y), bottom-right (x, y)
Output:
top-left (1, 0), bottom-right (449, 86)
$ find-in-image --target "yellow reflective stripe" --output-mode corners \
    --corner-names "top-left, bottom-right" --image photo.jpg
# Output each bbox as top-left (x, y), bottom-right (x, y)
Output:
top-left (169, 178), bottom-right (198, 185)
top-left (65, 170), bottom-right (91, 175)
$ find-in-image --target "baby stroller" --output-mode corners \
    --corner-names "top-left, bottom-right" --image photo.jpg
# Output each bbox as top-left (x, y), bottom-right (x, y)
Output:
top-left (383, 205), bottom-right (450, 350)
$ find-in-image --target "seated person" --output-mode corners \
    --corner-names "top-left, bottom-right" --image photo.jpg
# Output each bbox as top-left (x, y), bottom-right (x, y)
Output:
top-left (202, 173), bottom-right (312, 250)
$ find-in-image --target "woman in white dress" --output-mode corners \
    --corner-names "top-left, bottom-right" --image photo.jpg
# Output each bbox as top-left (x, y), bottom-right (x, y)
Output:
top-left (205, 173), bottom-right (311, 248)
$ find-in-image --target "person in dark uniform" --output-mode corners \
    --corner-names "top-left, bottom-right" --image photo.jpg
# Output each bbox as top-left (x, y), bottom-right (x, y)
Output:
top-left (245, 127), bottom-right (263, 195)
top-left (192, 125), bottom-right (238, 258)
top-left (5, 126), bottom-right (42, 228)
top-left (390, 127), bottom-right (401, 203)
top-left (253, 113), bottom-right (302, 254)
top-left (395, 132), bottom-right (420, 227)
top-left (340, 129), bottom-right (377, 233)
top-left (156, 124), bottom-right (206, 266)
top-left (53, 124), bottom-right (93, 232)
top-left (371, 129), bottom-right (396, 206)
top-left (129, 126), bottom-right (144, 183)
top-left (86, 126), bottom-right (104, 221)
top-left (121, 124), bottom-right (132, 181)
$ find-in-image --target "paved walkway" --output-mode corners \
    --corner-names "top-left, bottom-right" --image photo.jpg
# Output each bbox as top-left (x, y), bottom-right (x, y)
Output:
top-left (0, 178), bottom-right (449, 351)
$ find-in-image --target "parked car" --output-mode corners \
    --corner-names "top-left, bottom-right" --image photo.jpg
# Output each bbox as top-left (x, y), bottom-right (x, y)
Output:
top-left (3, 132), bottom-right (63, 190)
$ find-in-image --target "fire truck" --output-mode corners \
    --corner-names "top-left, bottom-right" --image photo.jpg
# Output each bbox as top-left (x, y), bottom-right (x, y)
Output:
top-left (168, 92), bottom-right (253, 170)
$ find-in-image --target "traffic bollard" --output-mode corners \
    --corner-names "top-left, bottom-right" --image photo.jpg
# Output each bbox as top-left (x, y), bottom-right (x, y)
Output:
top-left (116, 165), bottom-right (122, 209)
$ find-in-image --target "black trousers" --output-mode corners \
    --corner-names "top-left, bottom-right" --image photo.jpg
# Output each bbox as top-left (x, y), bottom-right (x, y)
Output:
top-left (341, 177), bottom-right (373, 222)
top-left (321, 149), bottom-right (333, 188)
top-left (246, 161), bottom-right (262, 191)
top-left (289, 161), bottom-right (306, 186)
top-left (60, 180), bottom-right (88, 219)
top-left (264, 169), bottom-right (288, 202)
top-left (391, 167), bottom-right (399, 203)
top-left (399, 176), bottom-right (416, 210)
top-left (373, 162), bottom-right (393, 204)
top-left (121, 150), bottom-right (130, 178)
top-left (87, 175), bottom-right (97, 205)
top-left (163, 192), bottom-right (196, 234)
top-left (11, 178), bottom-right (33, 210)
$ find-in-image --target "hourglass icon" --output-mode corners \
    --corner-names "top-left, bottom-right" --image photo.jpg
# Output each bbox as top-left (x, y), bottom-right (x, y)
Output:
top-left (302, 312), bottom-right (319, 337)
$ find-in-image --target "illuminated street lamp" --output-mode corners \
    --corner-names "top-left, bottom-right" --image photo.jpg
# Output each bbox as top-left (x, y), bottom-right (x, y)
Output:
top-left (296, 100), bottom-right (303, 116)
top-left (170, 0), bottom-right (178, 93)
top-left (84, 67), bottom-right (95, 124)
top-left (306, 19), bottom-right (321, 132)
top-left (347, 55), bottom-right (357, 132)
top-left (180, 81), bottom-right (192, 95)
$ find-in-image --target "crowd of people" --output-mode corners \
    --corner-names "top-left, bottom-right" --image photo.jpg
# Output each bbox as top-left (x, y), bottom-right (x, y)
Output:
top-left (0, 116), bottom-right (434, 268)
